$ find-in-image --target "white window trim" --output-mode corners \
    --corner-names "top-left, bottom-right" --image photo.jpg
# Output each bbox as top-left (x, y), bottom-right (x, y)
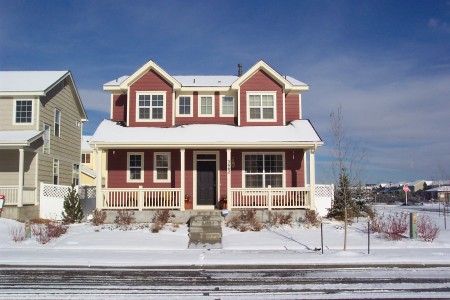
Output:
top-left (198, 95), bottom-right (215, 117)
top-left (54, 108), bottom-right (61, 137)
top-left (241, 152), bottom-right (285, 188)
top-left (72, 163), bottom-right (80, 186)
top-left (176, 95), bottom-right (193, 117)
top-left (246, 92), bottom-right (277, 122)
top-left (13, 99), bottom-right (35, 125)
top-left (43, 123), bottom-right (51, 154)
top-left (154, 152), bottom-right (171, 183)
top-left (127, 152), bottom-right (144, 183)
top-left (135, 91), bottom-right (167, 122)
top-left (220, 95), bottom-right (235, 117)
top-left (82, 152), bottom-right (92, 165)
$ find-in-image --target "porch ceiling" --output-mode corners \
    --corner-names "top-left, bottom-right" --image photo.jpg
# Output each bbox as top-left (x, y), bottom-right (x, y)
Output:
top-left (90, 120), bottom-right (323, 150)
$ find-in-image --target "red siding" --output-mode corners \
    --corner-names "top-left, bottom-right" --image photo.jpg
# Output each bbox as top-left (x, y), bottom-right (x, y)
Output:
top-left (285, 92), bottom-right (300, 123)
top-left (175, 92), bottom-right (235, 125)
top-left (128, 70), bottom-right (174, 127)
top-left (239, 70), bottom-right (284, 126)
top-left (107, 149), bottom-right (180, 188)
top-left (112, 94), bottom-right (127, 122)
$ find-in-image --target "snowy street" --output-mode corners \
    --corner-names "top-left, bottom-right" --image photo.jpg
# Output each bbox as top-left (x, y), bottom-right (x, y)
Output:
top-left (1, 266), bottom-right (450, 299)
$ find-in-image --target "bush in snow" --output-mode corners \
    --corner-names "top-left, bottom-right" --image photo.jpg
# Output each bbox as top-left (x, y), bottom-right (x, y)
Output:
top-left (382, 212), bottom-right (408, 241)
top-left (227, 209), bottom-right (263, 232)
top-left (114, 210), bottom-right (135, 228)
top-left (369, 211), bottom-right (385, 234)
top-left (268, 212), bottom-right (292, 227)
top-left (62, 184), bottom-right (84, 224)
top-left (417, 215), bottom-right (440, 242)
top-left (9, 226), bottom-right (25, 242)
top-left (31, 221), bottom-right (68, 244)
top-left (304, 210), bottom-right (321, 228)
top-left (91, 209), bottom-right (107, 226)
top-left (151, 209), bottom-right (173, 233)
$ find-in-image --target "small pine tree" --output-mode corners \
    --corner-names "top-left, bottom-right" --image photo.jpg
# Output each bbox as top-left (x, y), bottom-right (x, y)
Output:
top-left (327, 171), bottom-right (359, 221)
top-left (62, 184), bottom-right (84, 223)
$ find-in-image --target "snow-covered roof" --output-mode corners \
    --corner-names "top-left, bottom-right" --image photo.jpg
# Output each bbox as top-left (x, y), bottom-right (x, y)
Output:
top-left (91, 120), bottom-right (322, 148)
top-left (80, 165), bottom-right (96, 178)
top-left (103, 76), bottom-right (129, 87)
top-left (285, 76), bottom-right (307, 86)
top-left (426, 186), bottom-right (450, 192)
top-left (0, 71), bottom-right (68, 95)
top-left (0, 130), bottom-right (43, 147)
top-left (173, 76), bottom-right (238, 87)
top-left (81, 135), bottom-right (93, 152)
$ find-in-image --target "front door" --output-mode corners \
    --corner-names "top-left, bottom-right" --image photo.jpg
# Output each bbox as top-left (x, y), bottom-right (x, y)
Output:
top-left (197, 160), bottom-right (217, 206)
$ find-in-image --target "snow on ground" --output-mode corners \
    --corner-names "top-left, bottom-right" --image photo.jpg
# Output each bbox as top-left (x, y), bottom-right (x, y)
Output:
top-left (0, 204), bottom-right (449, 267)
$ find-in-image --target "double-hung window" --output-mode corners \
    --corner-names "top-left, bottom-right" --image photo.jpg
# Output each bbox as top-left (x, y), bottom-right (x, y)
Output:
top-left (154, 153), bottom-right (170, 182)
top-left (199, 96), bottom-right (214, 117)
top-left (244, 153), bottom-right (283, 188)
top-left (14, 100), bottom-right (33, 124)
top-left (43, 123), bottom-right (51, 154)
top-left (54, 109), bottom-right (61, 137)
top-left (82, 153), bottom-right (91, 164)
top-left (53, 159), bottom-right (59, 185)
top-left (247, 93), bottom-right (276, 121)
top-left (72, 164), bottom-right (79, 186)
top-left (137, 93), bottom-right (165, 121)
top-left (221, 96), bottom-right (234, 116)
top-left (178, 96), bottom-right (191, 116)
top-left (127, 152), bottom-right (144, 182)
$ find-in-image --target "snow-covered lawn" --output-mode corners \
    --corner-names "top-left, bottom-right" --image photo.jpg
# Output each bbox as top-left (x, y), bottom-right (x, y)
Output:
top-left (0, 204), bottom-right (449, 267)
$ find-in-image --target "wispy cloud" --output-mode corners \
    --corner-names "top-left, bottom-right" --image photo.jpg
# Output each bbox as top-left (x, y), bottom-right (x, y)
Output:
top-left (428, 18), bottom-right (450, 33)
top-left (78, 89), bottom-right (110, 114)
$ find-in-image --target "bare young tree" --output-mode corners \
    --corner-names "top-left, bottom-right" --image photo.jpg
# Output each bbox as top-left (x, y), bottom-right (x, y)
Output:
top-left (328, 104), bottom-right (367, 250)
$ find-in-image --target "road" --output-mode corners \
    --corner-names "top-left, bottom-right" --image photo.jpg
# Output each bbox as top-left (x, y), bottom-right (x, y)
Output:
top-left (1, 266), bottom-right (450, 299)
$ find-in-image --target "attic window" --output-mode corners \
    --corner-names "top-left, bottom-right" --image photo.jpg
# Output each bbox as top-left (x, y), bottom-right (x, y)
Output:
top-left (136, 92), bottom-right (166, 122)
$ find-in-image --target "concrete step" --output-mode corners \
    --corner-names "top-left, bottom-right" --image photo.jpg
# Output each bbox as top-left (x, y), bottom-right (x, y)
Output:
top-left (191, 211), bottom-right (221, 217)
top-left (190, 215), bottom-right (222, 223)
top-left (189, 226), bottom-right (222, 234)
top-left (190, 220), bottom-right (221, 228)
top-left (189, 231), bottom-right (222, 241)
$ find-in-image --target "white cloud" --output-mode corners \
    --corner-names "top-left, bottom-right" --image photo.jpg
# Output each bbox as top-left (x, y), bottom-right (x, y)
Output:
top-left (78, 89), bottom-right (110, 114)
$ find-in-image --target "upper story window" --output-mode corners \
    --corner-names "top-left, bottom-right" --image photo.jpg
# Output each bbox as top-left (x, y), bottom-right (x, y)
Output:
top-left (177, 96), bottom-right (192, 116)
top-left (54, 109), bottom-right (61, 137)
top-left (14, 99), bottom-right (33, 124)
top-left (154, 152), bottom-right (171, 183)
top-left (199, 96), bottom-right (214, 117)
top-left (244, 153), bottom-right (283, 188)
top-left (220, 96), bottom-right (234, 116)
top-left (82, 153), bottom-right (91, 164)
top-left (247, 92), bottom-right (276, 122)
top-left (127, 152), bottom-right (144, 182)
top-left (137, 92), bottom-right (166, 122)
top-left (43, 123), bottom-right (51, 154)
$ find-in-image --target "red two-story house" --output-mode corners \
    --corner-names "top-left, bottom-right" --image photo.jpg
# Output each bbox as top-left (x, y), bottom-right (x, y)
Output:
top-left (91, 60), bottom-right (322, 212)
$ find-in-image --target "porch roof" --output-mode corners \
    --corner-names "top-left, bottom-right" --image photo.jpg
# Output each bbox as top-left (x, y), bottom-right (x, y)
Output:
top-left (90, 120), bottom-right (323, 149)
top-left (0, 130), bottom-right (43, 148)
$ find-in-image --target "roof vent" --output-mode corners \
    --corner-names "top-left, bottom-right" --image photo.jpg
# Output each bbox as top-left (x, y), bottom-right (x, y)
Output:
top-left (238, 64), bottom-right (243, 76)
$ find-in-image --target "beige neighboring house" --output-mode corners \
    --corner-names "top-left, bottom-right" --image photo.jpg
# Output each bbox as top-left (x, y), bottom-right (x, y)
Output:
top-left (0, 71), bottom-right (87, 221)
top-left (80, 135), bottom-right (106, 186)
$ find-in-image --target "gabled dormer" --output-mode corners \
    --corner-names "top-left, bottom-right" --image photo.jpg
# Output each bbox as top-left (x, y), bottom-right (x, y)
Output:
top-left (103, 60), bottom-right (309, 128)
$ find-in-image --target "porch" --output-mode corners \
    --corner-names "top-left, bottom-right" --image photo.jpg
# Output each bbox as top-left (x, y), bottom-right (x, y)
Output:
top-left (0, 186), bottom-right (37, 206)
top-left (98, 186), bottom-right (312, 210)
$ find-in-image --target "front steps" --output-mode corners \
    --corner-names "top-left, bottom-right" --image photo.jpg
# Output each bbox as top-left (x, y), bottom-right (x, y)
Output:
top-left (188, 211), bottom-right (222, 249)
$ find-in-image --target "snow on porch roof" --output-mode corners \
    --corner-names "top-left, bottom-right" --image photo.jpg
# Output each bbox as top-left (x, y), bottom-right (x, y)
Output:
top-left (90, 120), bottom-right (323, 148)
top-left (0, 130), bottom-right (43, 147)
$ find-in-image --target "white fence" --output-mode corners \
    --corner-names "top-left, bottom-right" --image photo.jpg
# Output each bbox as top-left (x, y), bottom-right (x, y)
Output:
top-left (315, 184), bottom-right (334, 216)
top-left (39, 183), bottom-right (73, 220)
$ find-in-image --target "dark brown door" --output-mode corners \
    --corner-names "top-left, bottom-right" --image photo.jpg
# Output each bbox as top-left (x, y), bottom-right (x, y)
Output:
top-left (197, 160), bottom-right (216, 206)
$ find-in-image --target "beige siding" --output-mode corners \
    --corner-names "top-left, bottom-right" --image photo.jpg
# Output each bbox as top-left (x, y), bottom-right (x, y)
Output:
top-left (0, 97), bottom-right (38, 130)
top-left (38, 79), bottom-right (82, 186)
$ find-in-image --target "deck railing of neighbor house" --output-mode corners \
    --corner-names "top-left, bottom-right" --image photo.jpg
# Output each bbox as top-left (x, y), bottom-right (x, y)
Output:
top-left (0, 186), bottom-right (36, 205)
top-left (101, 188), bottom-right (182, 210)
top-left (229, 187), bottom-right (311, 210)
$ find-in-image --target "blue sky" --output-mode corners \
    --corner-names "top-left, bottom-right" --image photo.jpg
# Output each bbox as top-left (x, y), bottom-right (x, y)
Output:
top-left (1, 0), bottom-right (450, 184)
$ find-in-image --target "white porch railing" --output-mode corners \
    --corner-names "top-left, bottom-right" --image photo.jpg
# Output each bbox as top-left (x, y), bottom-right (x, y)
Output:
top-left (101, 188), bottom-right (182, 210)
top-left (0, 186), bottom-right (36, 205)
top-left (230, 187), bottom-right (311, 210)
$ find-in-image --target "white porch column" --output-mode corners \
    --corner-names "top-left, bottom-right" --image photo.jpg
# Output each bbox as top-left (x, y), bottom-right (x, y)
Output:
top-left (17, 148), bottom-right (24, 207)
top-left (226, 148), bottom-right (231, 210)
top-left (180, 148), bottom-right (185, 211)
top-left (96, 149), bottom-right (103, 210)
top-left (309, 148), bottom-right (317, 211)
